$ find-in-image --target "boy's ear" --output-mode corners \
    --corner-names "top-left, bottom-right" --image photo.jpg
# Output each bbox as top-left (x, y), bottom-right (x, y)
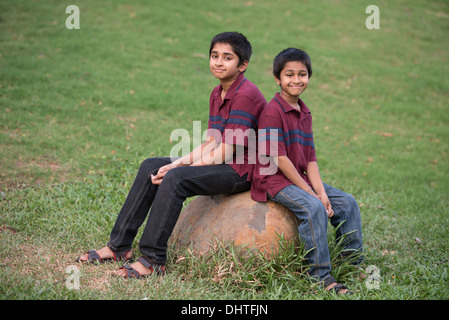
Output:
top-left (274, 75), bottom-right (281, 86)
top-left (238, 60), bottom-right (249, 73)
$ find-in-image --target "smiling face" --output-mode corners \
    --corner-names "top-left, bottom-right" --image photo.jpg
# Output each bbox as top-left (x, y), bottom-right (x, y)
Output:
top-left (275, 61), bottom-right (309, 105)
top-left (209, 42), bottom-right (248, 83)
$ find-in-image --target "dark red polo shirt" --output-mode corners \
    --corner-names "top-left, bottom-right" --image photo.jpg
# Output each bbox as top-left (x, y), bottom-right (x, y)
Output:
top-left (251, 92), bottom-right (317, 202)
top-left (208, 72), bottom-right (267, 180)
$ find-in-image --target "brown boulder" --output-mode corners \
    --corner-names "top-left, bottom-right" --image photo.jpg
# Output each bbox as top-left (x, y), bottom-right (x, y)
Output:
top-left (170, 191), bottom-right (301, 257)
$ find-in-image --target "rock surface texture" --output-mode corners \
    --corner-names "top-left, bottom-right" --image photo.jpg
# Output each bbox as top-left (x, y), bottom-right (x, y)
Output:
top-left (171, 191), bottom-right (301, 257)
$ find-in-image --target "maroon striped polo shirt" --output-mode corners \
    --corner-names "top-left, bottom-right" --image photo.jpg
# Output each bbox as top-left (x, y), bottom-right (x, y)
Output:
top-left (251, 92), bottom-right (317, 202)
top-left (208, 72), bottom-right (267, 180)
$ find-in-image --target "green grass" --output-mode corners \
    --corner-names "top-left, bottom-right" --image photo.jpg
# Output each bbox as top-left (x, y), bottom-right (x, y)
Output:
top-left (1, 0), bottom-right (448, 301)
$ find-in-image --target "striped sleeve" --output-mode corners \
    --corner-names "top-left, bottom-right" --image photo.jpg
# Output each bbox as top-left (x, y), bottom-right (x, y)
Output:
top-left (257, 108), bottom-right (287, 157)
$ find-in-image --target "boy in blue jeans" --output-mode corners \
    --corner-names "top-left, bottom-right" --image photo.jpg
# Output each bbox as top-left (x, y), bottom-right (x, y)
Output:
top-left (77, 32), bottom-right (267, 278)
top-left (251, 48), bottom-right (363, 294)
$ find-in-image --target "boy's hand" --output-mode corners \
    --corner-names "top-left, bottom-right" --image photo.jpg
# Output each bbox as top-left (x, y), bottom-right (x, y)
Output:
top-left (151, 163), bottom-right (177, 185)
top-left (318, 192), bottom-right (334, 218)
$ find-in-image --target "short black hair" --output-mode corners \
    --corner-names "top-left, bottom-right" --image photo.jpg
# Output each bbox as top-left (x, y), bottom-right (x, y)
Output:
top-left (209, 32), bottom-right (252, 67)
top-left (273, 48), bottom-right (312, 79)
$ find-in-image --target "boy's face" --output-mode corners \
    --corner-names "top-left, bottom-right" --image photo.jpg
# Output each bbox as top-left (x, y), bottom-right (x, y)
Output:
top-left (210, 42), bottom-right (248, 83)
top-left (275, 61), bottom-right (309, 100)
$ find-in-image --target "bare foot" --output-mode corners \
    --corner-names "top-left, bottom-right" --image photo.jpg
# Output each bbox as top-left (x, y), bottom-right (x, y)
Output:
top-left (78, 246), bottom-right (132, 263)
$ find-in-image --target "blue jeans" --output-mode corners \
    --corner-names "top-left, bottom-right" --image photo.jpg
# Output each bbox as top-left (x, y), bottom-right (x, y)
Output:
top-left (107, 157), bottom-right (250, 265)
top-left (269, 183), bottom-right (363, 282)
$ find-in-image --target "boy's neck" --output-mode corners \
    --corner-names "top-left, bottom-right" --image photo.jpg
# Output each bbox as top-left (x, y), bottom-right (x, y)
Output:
top-left (220, 80), bottom-right (233, 99)
top-left (220, 73), bottom-right (242, 99)
top-left (280, 92), bottom-right (301, 111)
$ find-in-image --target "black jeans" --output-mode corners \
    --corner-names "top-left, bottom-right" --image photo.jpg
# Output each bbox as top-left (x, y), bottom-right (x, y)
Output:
top-left (107, 157), bottom-right (250, 265)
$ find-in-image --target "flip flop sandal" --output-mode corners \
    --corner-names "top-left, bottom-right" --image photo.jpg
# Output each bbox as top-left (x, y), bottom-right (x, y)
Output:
top-left (76, 249), bottom-right (133, 264)
top-left (115, 256), bottom-right (165, 279)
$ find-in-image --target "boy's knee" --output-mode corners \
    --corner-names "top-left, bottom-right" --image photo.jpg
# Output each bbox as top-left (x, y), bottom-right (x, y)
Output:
top-left (309, 197), bottom-right (326, 212)
top-left (343, 193), bottom-right (358, 210)
top-left (160, 167), bottom-right (184, 187)
top-left (139, 159), bottom-right (156, 175)
top-left (140, 158), bottom-right (167, 175)
top-left (308, 199), bottom-right (327, 220)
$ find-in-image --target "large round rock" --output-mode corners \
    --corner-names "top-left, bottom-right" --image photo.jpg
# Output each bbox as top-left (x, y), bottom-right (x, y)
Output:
top-left (171, 191), bottom-right (300, 257)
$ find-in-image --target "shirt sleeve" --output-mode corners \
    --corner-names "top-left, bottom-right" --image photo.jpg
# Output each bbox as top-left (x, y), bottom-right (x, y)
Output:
top-left (257, 107), bottom-right (287, 158)
top-left (307, 115), bottom-right (317, 162)
top-left (207, 88), bottom-right (218, 131)
top-left (309, 144), bottom-right (317, 162)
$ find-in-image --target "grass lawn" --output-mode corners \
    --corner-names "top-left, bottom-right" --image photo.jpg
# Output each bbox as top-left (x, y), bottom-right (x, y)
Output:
top-left (1, 0), bottom-right (448, 303)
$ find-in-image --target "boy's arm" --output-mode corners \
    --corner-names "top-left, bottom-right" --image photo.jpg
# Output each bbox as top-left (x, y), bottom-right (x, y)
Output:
top-left (306, 161), bottom-right (334, 217)
top-left (276, 155), bottom-right (319, 199)
top-left (151, 138), bottom-right (236, 185)
top-left (191, 139), bottom-right (236, 166)
top-left (151, 138), bottom-right (218, 185)
top-left (276, 156), bottom-right (334, 217)
top-left (176, 136), bottom-right (218, 166)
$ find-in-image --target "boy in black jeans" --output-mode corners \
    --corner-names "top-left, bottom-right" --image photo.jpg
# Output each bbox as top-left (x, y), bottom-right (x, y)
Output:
top-left (77, 32), bottom-right (267, 278)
